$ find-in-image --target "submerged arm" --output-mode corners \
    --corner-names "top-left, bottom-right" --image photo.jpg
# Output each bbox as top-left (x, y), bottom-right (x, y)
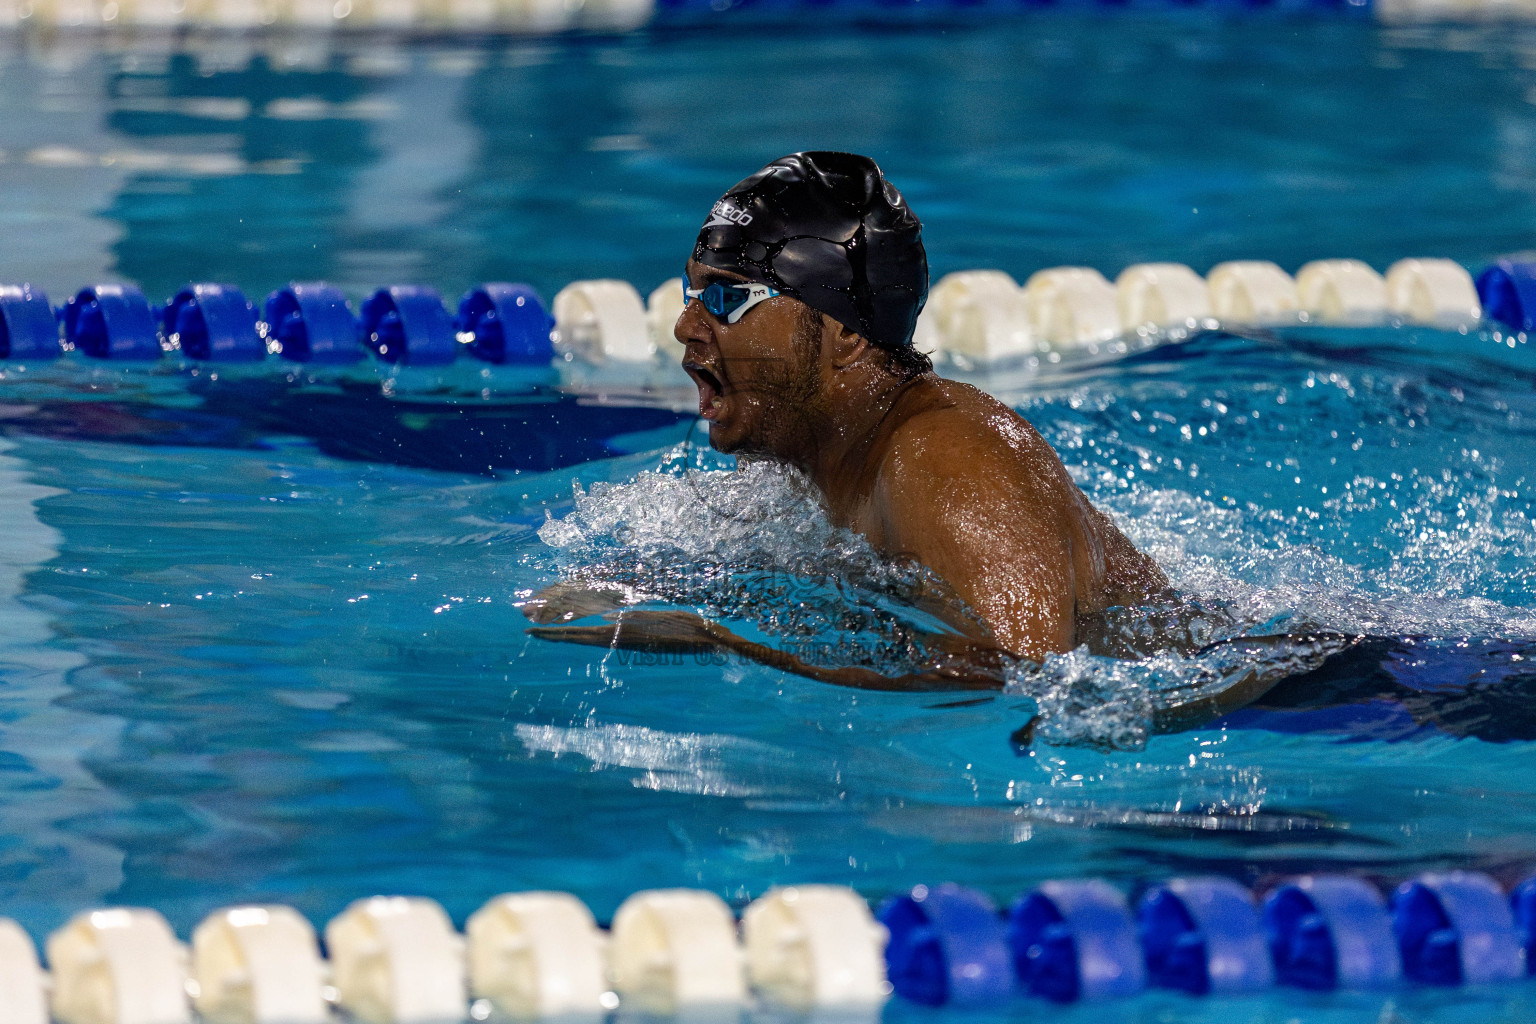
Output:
top-left (520, 583), bottom-right (1010, 692)
top-left (521, 592), bottom-right (1306, 737)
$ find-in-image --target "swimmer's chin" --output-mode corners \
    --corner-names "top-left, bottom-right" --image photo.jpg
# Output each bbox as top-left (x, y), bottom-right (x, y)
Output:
top-left (699, 399), bottom-right (744, 449)
top-left (706, 420), bottom-right (745, 453)
top-left (699, 402), bottom-right (774, 456)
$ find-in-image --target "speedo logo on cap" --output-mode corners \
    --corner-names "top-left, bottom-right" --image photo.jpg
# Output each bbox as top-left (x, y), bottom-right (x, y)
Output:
top-left (704, 200), bottom-right (754, 229)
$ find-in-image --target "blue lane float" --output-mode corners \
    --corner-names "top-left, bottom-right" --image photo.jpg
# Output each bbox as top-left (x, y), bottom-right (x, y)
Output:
top-left (1263, 875), bottom-right (1400, 990)
top-left (1391, 872), bottom-right (1526, 986)
top-left (62, 284), bottom-right (161, 360)
top-left (1476, 260), bottom-right (1536, 332)
top-left (0, 285), bottom-right (61, 360)
top-left (456, 283), bottom-right (555, 364)
top-left (0, 259), bottom-right (1526, 367)
top-left (1514, 876), bottom-right (1536, 974)
top-left (163, 284), bottom-right (264, 362)
top-left (263, 283), bottom-right (362, 365)
top-left (1008, 879), bottom-right (1145, 1002)
top-left (1137, 877), bottom-right (1274, 995)
top-left (360, 285), bottom-right (458, 366)
top-left (878, 884), bottom-right (1013, 1007)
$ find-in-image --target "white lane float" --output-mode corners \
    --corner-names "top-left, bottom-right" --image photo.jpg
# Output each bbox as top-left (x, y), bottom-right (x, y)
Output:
top-left (1384, 257), bottom-right (1482, 327)
top-left (916, 270), bottom-right (1037, 363)
top-left (608, 889), bottom-right (745, 1018)
top-left (576, 0), bottom-right (654, 31)
top-left (1295, 259), bottom-right (1388, 324)
top-left (47, 909), bottom-right (190, 1024)
top-left (553, 280), bottom-right (655, 364)
top-left (281, 0), bottom-right (342, 28)
top-left (0, 919), bottom-right (48, 1024)
top-left (741, 886), bottom-right (888, 1012)
top-left (6, 0), bottom-right (651, 27)
top-left (466, 892), bottom-right (608, 1021)
top-left (203, 0), bottom-right (267, 27)
top-left (1021, 267), bottom-right (1120, 347)
top-left (647, 278), bottom-right (687, 349)
top-left (345, 0), bottom-right (421, 28)
top-left (112, 0), bottom-right (188, 26)
top-left (324, 897), bottom-right (466, 1024)
top-left (1206, 261), bottom-right (1300, 324)
top-left (507, 0), bottom-right (577, 32)
top-left (190, 906), bottom-right (328, 1024)
top-left (1115, 262), bottom-right (1211, 330)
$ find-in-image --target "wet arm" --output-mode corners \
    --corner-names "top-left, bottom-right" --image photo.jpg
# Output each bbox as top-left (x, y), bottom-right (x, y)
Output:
top-left (877, 439), bottom-right (1077, 662)
top-left (525, 608), bottom-right (1010, 692)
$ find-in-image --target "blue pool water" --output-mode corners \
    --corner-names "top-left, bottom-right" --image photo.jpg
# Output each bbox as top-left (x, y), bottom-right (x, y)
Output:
top-left (2, 17), bottom-right (1536, 1021)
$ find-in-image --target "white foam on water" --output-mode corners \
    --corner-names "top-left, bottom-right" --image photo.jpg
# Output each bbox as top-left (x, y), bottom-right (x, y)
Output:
top-left (537, 446), bottom-right (962, 670)
top-left (1105, 478), bottom-right (1536, 641)
top-left (539, 447), bottom-right (837, 562)
top-left (513, 721), bottom-right (796, 798)
top-left (537, 416), bottom-right (1536, 750)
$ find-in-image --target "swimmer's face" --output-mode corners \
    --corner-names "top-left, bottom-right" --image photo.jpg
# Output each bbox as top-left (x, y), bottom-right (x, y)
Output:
top-left (678, 260), bottom-right (823, 460)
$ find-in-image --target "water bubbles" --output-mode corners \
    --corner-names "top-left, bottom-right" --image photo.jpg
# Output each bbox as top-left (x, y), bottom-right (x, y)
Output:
top-left (536, 449), bottom-right (971, 673)
top-left (1008, 632), bottom-right (1355, 751)
top-left (536, 329), bottom-right (1536, 749)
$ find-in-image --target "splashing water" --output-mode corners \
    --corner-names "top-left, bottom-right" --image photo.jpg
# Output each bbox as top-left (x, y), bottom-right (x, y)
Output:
top-left (538, 447), bottom-right (971, 672)
top-left (534, 445), bottom-right (1356, 748)
top-left (537, 332), bottom-right (1536, 749)
top-left (1007, 631), bottom-right (1360, 750)
top-left (539, 446), bottom-right (834, 563)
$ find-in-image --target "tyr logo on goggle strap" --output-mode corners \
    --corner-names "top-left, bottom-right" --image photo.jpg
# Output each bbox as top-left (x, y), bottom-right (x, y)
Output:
top-left (704, 201), bottom-right (754, 229)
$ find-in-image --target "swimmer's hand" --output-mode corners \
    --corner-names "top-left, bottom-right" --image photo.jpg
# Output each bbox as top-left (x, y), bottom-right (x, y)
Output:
top-left (516, 581), bottom-right (632, 625)
top-left (526, 609), bottom-right (721, 653)
top-left (527, 609), bottom-right (1010, 693)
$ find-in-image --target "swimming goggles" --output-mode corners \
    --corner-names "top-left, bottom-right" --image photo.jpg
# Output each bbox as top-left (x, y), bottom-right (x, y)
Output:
top-left (683, 281), bottom-right (781, 325)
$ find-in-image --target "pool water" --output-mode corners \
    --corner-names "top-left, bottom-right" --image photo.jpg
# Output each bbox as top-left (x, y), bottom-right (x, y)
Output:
top-left (2, 17), bottom-right (1536, 1022)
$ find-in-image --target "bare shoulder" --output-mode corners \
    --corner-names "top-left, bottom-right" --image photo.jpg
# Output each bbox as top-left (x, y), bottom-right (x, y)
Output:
top-left (880, 377), bottom-right (1062, 492)
top-left (875, 374), bottom-right (1168, 599)
top-left (864, 375), bottom-right (1166, 653)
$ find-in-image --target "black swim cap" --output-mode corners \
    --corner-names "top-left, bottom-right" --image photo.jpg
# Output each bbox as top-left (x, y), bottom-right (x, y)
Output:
top-left (691, 151), bottom-right (928, 351)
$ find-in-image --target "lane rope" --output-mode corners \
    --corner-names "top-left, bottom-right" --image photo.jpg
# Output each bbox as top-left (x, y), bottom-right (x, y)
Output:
top-left (0, 257), bottom-right (1525, 371)
top-left (7, 870), bottom-right (1535, 1024)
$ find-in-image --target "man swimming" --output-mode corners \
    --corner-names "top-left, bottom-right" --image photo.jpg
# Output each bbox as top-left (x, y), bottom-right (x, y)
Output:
top-left (525, 151), bottom-right (1179, 687)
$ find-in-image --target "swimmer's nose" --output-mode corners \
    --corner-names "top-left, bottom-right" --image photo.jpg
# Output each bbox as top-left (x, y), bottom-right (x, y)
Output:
top-left (674, 295), bottom-right (716, 348)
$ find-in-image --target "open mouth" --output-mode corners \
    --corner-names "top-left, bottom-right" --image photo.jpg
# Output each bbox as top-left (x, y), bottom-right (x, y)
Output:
top-left (683, 361), bottom-right (726, 420)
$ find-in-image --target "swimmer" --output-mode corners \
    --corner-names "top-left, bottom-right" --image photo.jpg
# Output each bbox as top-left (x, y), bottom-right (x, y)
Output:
top-left (526, 152), bottom-right (1301, 720)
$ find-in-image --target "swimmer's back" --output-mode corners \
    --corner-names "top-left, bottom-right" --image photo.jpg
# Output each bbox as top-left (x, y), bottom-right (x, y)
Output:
top-left (847, 374), bottom-right (1166, 660)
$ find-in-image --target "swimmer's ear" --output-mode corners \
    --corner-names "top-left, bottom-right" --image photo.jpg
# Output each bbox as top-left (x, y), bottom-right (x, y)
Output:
top-left (826, 319), bottom-right (873, 370)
